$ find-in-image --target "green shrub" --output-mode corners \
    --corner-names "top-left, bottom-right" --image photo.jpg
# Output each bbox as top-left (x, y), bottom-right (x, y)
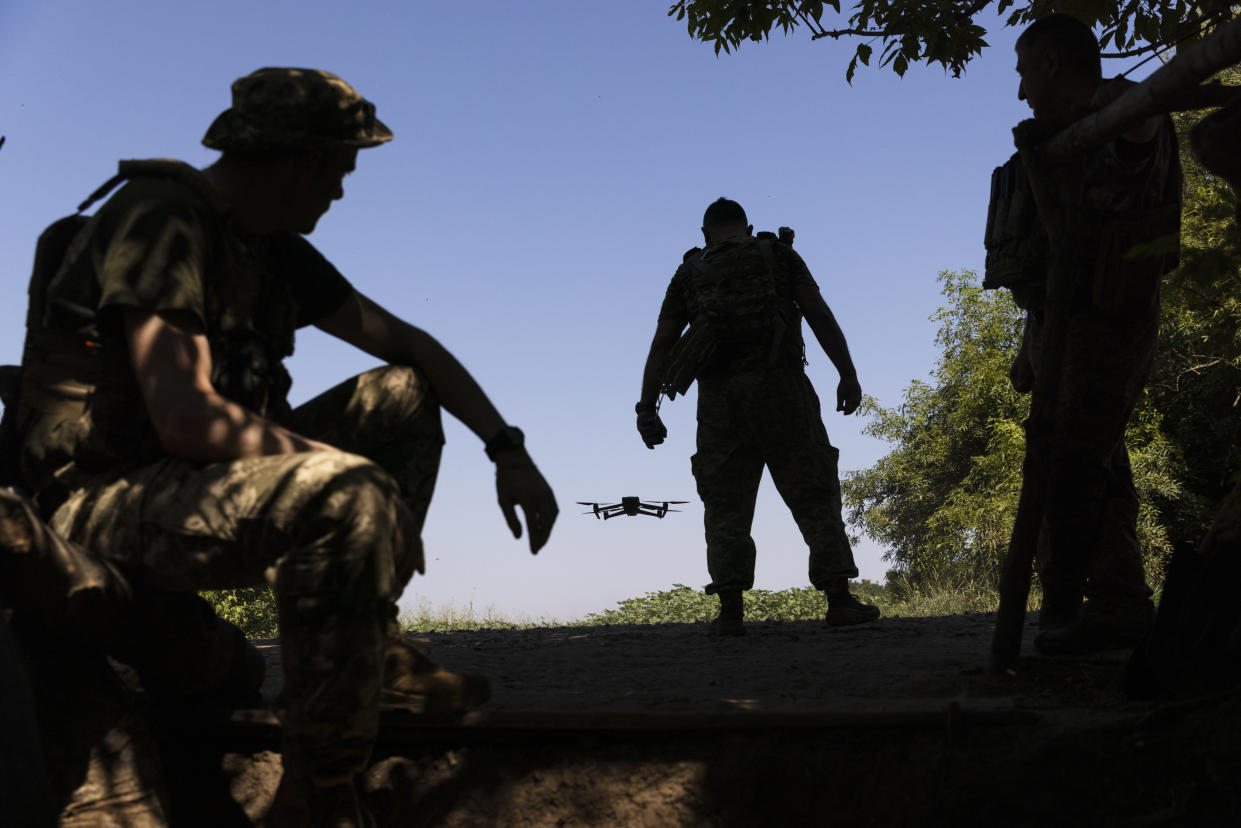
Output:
top-left (582, 580), bottom-right (891, 625)
top-left (201, 586), bottom-right (279, 638)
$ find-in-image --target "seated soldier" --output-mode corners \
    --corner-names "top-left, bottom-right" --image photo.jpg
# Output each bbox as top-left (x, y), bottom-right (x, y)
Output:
top-left (7, 67), bottom-right (558, 825)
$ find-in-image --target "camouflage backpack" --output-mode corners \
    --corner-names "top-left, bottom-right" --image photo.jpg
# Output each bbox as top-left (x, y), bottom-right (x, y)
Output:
top-left (659, 230), bottom-right (796, 400)
top-left (1, 161), bottom-right (222, 497)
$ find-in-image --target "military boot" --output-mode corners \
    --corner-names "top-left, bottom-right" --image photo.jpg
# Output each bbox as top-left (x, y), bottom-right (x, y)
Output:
top-left (824, 590), bottom-right (880, 627)
top-left (381, 624), bottom-right (491, 714)
top-left (710, 591), bottom-right (745, 637)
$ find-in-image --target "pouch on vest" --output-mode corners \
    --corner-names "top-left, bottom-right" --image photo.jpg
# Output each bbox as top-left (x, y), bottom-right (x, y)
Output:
top-left (983, 152), bottom-right (1049, 310)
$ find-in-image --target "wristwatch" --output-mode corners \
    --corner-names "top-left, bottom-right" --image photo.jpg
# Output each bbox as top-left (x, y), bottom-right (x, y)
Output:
top-left (485, 426), bottom-right (525, 461)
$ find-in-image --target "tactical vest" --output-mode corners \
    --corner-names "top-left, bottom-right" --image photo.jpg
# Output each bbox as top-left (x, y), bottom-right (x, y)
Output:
top-left (13, 160), bottom-right (299, 503)
top-left (984, 138), bottom-right (1181, 316)
top-left (983, 152), bottom-right (1049, 310)
top-left (659, 234), bottom-right (799, 399)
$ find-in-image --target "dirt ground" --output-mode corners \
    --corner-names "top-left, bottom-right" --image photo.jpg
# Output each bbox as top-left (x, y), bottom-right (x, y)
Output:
top-left (154, 612), bottom-right (1241, 827)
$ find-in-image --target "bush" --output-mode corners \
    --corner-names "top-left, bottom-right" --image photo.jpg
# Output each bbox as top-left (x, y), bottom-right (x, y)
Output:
top-left (201, 586), bottom-right (279, 639)
top-left (582, 580), bottom-right (891, 625)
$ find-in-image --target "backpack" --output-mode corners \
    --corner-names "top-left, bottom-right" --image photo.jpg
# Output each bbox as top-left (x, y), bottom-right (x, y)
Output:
top-left (2, 161), bottom-right (220, 497)
top-left (659, 231), bottom-right (796, 399)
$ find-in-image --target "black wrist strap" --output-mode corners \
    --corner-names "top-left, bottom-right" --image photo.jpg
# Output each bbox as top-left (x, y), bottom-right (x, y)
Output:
top-left (485, 426), bottom-right (524, 462)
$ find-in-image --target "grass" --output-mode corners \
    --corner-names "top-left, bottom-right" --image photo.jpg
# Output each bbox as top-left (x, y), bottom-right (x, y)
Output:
top-left (207, 580), bottom-right (1026, 637)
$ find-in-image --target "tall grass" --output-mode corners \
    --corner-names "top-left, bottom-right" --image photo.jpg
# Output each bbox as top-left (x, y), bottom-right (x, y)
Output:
top-left (399, 596), bottom-right (559, 632)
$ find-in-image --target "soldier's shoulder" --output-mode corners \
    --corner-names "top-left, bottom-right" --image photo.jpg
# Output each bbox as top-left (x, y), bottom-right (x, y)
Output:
top-left (681, 246), bottom-right (702, 263)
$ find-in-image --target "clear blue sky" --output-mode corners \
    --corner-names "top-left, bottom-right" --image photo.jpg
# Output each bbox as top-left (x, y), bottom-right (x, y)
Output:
top-left (0, 2), bottom-right (1160, 621)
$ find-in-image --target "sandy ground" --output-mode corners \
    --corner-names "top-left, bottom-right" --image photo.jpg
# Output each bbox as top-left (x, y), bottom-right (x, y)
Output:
top-left (142, 611), bottom-right (1241, 827)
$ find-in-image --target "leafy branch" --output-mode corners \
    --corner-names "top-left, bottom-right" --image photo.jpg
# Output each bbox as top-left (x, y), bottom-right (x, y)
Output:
top-left (668, 0), bottom-right (1241, 80)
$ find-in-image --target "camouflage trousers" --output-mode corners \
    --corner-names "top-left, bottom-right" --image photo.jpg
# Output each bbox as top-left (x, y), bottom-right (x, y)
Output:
top-left (50, 365), bottom-right (443, 784)
top-left (693, 366), bottom-right (859, 596)
top-left (1026, 308), bottom-right (1156, 623)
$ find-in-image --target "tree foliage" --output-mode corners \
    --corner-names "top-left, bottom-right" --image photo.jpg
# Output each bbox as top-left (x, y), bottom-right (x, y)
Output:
top-left (668, 0), bottom-right (1241, 80)
top-left (201, 586), bottom-right (278, 639)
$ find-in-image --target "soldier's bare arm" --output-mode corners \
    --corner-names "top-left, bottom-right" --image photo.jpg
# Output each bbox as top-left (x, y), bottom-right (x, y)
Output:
top-left (124, 308), bottom-right (335, 460)
top-left (633, 317), bottom-right (684, 449)
top-left (316, 289), bottom-right (558, 553)
top-left (794, 283), bottom-right (861, 415)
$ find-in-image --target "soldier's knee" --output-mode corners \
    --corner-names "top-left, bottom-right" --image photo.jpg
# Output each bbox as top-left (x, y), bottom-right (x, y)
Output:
top-left (354, 365), bottom-right (441, 428)
top-left (308, 454), bottom-right (402, 520)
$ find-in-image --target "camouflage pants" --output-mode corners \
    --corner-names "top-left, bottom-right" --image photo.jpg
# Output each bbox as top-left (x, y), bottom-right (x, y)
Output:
top-left (50, 365), bottom-right (444, 784)
top-left (694, 366), bottom-right (859, 596)
top-left (1026, 308), bottom-right (1156, 623)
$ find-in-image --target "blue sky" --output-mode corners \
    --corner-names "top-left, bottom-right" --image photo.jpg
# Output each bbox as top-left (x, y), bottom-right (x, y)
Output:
top-left (0, 2), bottom-right (1159, 621)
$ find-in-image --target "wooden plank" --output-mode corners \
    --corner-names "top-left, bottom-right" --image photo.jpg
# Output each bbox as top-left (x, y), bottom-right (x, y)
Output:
top-left (1044, 16), bottom-right (1241, 163)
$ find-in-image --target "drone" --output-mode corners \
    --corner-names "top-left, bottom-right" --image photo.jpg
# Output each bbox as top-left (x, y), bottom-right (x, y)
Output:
top-left (577, 497), bottom-right (689, 520)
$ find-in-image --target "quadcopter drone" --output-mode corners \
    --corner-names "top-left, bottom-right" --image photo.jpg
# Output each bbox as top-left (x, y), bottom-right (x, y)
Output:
top-left (577, 497), bottom-right (688, 520)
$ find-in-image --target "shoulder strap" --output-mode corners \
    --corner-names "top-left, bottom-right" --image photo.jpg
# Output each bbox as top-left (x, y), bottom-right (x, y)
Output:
top-left (76, 159), bottom-right (223, 215)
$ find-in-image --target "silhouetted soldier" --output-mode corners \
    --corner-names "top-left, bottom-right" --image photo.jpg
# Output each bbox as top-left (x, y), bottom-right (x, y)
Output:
top-left (5, 68), bottom-right (558, 825)
top-left (984, 14), bottom-right (1182, 655)
top-left (637, 198), bottom-right (879, 636)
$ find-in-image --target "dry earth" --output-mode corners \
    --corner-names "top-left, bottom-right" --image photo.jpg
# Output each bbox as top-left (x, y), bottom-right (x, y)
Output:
top-left (151, 613), bottom-right (1241, 827)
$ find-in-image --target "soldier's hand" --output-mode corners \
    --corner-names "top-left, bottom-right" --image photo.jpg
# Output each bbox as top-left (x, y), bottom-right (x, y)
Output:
top-left (495, 459), bottom-right (558, 554)
top-left (1010, 351), bottom-right (1034, 394)
top-left (836, 376), bottom-right (862, 415)
top-left (636, 409), bottom-right (667, 449)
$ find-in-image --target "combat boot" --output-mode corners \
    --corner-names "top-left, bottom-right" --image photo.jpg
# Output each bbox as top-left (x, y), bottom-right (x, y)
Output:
top-left (824, 591), bottom-right (880, 627)
top-left (381, 630), bottom-right (491, 714)
top-left (710, 591), bottom-right (745, 637)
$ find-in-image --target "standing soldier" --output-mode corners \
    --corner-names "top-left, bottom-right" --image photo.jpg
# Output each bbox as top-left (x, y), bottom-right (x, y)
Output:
top-left (8, 68), bottom-right (558, 825)
top-left (984, 14), bottom-right (1182, 655)
top-left (636, 197), bottom-right (879, 636)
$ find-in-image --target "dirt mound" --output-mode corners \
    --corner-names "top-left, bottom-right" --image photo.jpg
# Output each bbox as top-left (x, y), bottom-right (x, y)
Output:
top-left (158, 614), bottom-right (1241, 826)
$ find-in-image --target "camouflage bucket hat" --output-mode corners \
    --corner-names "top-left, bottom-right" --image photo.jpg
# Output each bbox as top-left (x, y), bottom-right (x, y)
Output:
top-left (203, 67), bottom-right (393, 153)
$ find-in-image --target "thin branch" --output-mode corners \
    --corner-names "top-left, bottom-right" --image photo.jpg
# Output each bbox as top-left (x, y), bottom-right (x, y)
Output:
top-left (1103, 41), bottom-right (1172, 59)
top-left (811, 26), bottom-right (888, 39)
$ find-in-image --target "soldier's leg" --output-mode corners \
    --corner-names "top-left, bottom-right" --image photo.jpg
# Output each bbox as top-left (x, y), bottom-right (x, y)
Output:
top-left (290, 365), bottom-right (444, 545)
top-left (1081, 444), bottom-right (1154, 625)
top-left (1037, 313), bottom-right (1156, 652)
top-left (50, 451), bottom-right (411, 788)
top-left (694, 381), bottom-right (764, 598)
top-left (288, 366), bottom-right (490, 709)
top-left (757, 373), bottom-right (859, 591)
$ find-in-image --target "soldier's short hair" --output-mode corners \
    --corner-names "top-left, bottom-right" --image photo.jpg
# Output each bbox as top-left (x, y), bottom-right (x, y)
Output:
top-left (703, 198), bottom-right (747, 228)
top-left (1016, 13), bottom-right (1102, 82)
